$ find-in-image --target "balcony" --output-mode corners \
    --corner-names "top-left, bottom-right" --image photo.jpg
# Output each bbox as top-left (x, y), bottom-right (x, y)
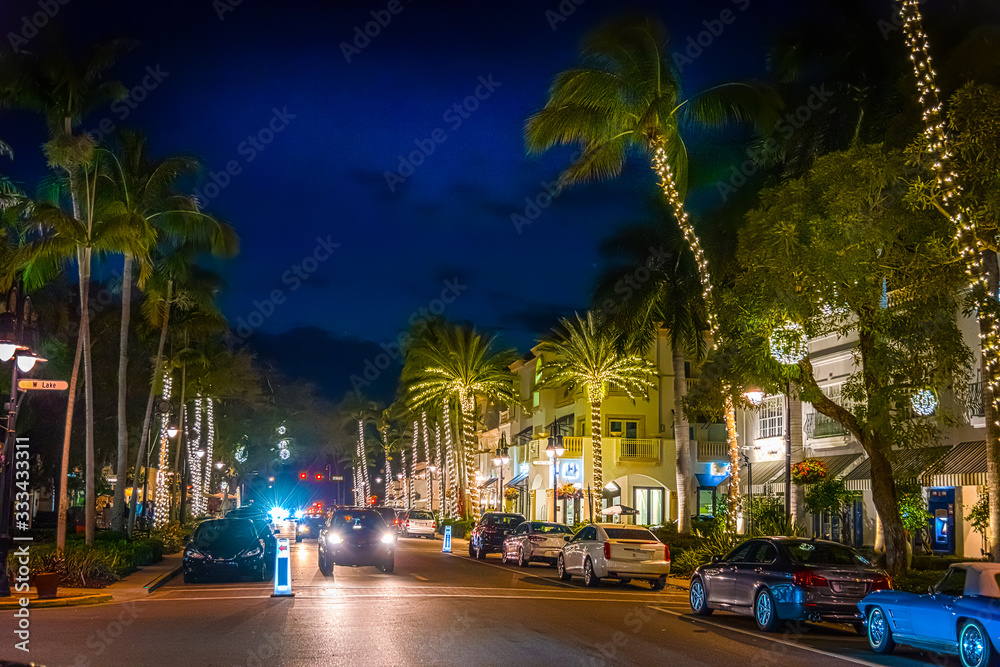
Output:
top-left (614, 437), bottom-right (660, 462)
top-left (697, 440), bottom-right (728, 461)
top-left (968, 381), bottom-right (985, 419)
top-left (499, 409), bottom-right (510, 424)
top-left (562, 436), bottom-right (585, 457)
top-left (806, 411), bottom-right (847, 439)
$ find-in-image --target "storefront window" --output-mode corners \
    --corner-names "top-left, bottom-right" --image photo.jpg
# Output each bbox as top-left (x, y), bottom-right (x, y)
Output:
top-left (634, 487), bottom-right (664, 525)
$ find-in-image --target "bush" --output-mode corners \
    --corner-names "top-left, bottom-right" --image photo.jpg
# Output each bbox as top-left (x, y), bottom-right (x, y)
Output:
top-left (436, 519), bottom-right (473, 539)
top-left (151, 524), bottom-right (188, 554)
top-left (910, 554), bottom-right (986, 571)
top-left (893, 569), bottom-right (946, 594)
top-left (6, 536), bottom-right (166, 588)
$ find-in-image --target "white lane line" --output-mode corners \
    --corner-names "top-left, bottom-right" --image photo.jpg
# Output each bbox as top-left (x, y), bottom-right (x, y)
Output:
top-left (648, 606), bottom-right (884, 667)
top-left (449, 553), bottom-right (578, 589)
top-left (412, 574), bottom-right (429, 581)
top-left (137, 594), bottom-right (661, 602)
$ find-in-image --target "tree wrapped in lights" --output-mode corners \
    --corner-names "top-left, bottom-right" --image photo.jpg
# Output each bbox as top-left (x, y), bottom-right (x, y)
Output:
top-left (443, 399), bottom-right (458, 518)
top-left (187, 396), bottom-right (203, 517)
top-left (201, 397), bottom-right (215, 506)
top-left (153, 372), bottom-right (173, 528)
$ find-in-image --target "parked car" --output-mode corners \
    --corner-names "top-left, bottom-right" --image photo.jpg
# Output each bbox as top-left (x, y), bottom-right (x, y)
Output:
top-left (502, 521), bottom-right (572, 567)
top-left (859, 562), bottom-right (1000, 667)
top-left (399, 509), bottom-right (437, 538)
top-left (689, 537), bottom-right (890, 632)
top-left (318, 508), bottom-right (395, 575)
top-left (183, 518), bottom-right (268, 583)
top-left (226, 506), bottom-right (278, 569)
top-left (558, 524), bottom-right (670, 590)
top-left (295, 516), bottom-right (324, 542)
top-left (469, 512), bottom-right (526, 559)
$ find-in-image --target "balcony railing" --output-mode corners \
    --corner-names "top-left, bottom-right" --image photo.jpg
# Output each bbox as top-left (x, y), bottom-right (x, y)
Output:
top-left (697, 441), bottom-right (728, 461)
top-left (806, 411), bottom-right (847, 438)
top-left (562, 436), bottom-right (585, 457)
top-left (499, 409), bottom-right (510, 424)
top-left (615, 437), bottom-right (660, 462)
top-left (968, 381), bottom-right (985, 419)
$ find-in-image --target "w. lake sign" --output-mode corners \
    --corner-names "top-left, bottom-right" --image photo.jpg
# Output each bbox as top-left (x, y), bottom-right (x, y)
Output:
top-left (17, 380), bottom-right (68, 391)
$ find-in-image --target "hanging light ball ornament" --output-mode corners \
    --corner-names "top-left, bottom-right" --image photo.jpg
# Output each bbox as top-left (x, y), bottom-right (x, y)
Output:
top-left (235, 445), bottom-right (248, 464)
top-left (278, 439), bottom-right (289, 449)
top-left (769, 322), bottom-right (809, 365)
top-left (911, 389), bottom-right (938, 416)
top-left (279, 448), bottom-right (291, 460)
top-left (277, 425), bottom-right (287, 435)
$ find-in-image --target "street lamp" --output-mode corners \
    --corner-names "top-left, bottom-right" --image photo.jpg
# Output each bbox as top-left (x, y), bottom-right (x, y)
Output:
top-left (545, 422), bottom-right (564, 523)
top-left (743, 383), bottom-right (792, 521)
top-left (0, 285), bottom-right (45, 597)
top-left (492, 433), bottom-right (510, 511)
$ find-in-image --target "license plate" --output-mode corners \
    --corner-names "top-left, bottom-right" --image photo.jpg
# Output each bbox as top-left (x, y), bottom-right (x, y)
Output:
top-left (833, 582), bottom-right (863, 595)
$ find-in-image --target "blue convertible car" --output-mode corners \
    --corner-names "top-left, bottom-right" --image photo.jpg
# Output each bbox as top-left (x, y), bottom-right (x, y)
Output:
top-left (858, 562), bottom-right (1000, 667)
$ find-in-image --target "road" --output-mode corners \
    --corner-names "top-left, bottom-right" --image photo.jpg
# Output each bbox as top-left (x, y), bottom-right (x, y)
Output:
top-left (12, 523), bottom-right (958, 667)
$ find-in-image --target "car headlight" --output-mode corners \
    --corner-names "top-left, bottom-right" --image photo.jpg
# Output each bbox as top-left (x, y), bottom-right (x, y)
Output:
top-left (241, 547), bottom-right (263, 558)
top-left (381, 533), bottom-right (395, 544)
top-left (186, 549), bottom-right (206, 560)
top-left (329, 534), bottom-right (343, 544)
top-left (299, 526), bottom-right (309, 533)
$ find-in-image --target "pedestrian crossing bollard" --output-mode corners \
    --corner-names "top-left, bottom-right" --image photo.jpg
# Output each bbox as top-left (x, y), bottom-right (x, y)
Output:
top-left (272, 538), bottom-right (294, 597)
top-left (442, 525), bottom-right (452, 553)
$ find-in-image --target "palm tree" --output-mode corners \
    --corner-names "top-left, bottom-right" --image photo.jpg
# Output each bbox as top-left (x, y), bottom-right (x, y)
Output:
top-left (525, 14), bottom-right (779, 519)
top-left (592, 220), bottom-right (709, 530)
top-left (535, 312), bottom-right (657, 509)
top-left (403, 320), bottom-right (516, 520)
top-left (337, 393), bottom-right (379, 503)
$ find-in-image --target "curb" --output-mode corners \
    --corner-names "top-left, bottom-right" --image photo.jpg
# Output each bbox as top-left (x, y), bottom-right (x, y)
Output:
top-left (143, 565), bottom-right (182, 593)
top-left (0, 594), bottom-right (112, 610)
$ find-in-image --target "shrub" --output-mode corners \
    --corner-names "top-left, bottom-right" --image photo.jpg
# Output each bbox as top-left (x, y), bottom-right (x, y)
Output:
top-left (910, 554), bottom-right (985, 571)
top-left (893, 569), bottom-right (946, 594)
top-left (436, 519), bottom-right (473, 539)
top-left (6, 536), bottom-right (166, 588)
top-left (151, 524), bottom-right (188, 554)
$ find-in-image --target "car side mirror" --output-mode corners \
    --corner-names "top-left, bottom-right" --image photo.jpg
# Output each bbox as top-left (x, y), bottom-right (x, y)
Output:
top-left (563, 535), bottom-right (572, 542)
top-left (928, 586), bottom-right (936, 596)
top-left (183, 535), bottom-right (192, 544)
top-left (711, 554), bottom-right (722, 564)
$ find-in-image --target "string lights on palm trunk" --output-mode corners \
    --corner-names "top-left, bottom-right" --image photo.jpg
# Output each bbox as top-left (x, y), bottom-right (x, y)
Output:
top-left (154, 372), bottom-right (172, 528)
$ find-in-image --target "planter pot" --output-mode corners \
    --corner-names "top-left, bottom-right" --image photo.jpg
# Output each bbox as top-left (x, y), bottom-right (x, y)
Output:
top-left (34, 572), bottom-right (60, 600)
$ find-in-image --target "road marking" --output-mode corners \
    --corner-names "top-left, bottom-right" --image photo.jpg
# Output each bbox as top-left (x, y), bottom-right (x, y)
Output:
top-left (139, 594), bottom-right (662, 602)
top-left (412, 574), bottom-right (429, 581)
top-left (450, 553), bottom-right (579, 589)
top-left (648, 606), bottom-right (884, 667)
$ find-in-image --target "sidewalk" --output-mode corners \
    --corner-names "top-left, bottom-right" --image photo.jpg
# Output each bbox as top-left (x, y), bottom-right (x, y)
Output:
top-left (0, 552), bottom-right (183, 610)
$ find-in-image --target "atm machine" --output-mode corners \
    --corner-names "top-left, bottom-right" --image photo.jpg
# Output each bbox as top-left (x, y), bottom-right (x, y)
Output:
top-left (927, 488), bottom-right (955, 555)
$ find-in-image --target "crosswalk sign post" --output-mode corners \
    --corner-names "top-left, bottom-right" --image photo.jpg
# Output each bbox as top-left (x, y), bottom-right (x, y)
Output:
top-left (271, 538), bottom-right (294, 597)
top-left (442, 525), bottom-right (452, 553)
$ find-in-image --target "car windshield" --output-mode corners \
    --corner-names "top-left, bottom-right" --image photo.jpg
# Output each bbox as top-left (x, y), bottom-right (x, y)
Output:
top-left (194, 519), bottom-right (256, 544)
top-left (485, 515), bottom-right (522, 527)
top-left (531, 523), bottom-right (571, 534)
top-left (782, 540), bottom-right (865, 565)
top-left (331, 512), bottom-right (386, 530)
top-left (604, 528), bottom-right (657, 541)
top-left (409, 511), bottom-right (434, 520)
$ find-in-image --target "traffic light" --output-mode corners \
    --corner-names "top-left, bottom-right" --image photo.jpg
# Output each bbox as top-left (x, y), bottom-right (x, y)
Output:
top-left (299, 472), bottom-right (307, 480)
top-left (315, 473), bottom-right (323, 481)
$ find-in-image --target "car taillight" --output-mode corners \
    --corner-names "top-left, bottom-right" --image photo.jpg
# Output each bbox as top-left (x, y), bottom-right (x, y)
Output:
top-left (529, 535), bottom-right (544, 543)
top-left (407, 521), bottom-right (411, 527)
top-left (792, 570), bottom-right (829, 587)
top-left (603, 542), bottom-right (611, 560)
top-left (664, 545), bottom-right (670, 562)
top-left (870, 576), bottom-right (891, 591)
top-left (432, 521), bottom-right (436, 529)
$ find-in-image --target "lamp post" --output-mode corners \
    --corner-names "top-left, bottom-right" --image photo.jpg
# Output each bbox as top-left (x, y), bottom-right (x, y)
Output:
top-left (0, 285), bottom-right (45, 597)
top-left (492, 433), bottom-right (510, 512)
top-left (545, 423), bottom-right (565, 523)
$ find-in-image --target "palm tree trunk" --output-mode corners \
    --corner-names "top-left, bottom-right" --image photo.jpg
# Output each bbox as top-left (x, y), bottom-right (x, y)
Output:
top-left (55, 325), bottom-right (84, 551)
top-left (174, 361), bottom-right (187, 521)
top-left (81, 247), bottom-right (96, 545)
top-left (724, 395), bottom-right (739, 532)
top-left (459, 394), bottom-right (479, 520)
top-left (112, 252), bottom-right (133, 532)
top-left (129, 280), bottom-right (172, 536)
top-left (672, 347), bottom-right (693, 532)
top-left (788, 384), bottom-right (804, 529)
top-left (590, 397), bottom-right (603, 501)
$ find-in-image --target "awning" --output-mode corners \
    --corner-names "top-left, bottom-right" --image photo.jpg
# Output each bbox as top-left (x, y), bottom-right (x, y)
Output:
top-left (844, 446), bottom-right (951, 491)
top-left (921, 441), bottom-right (987, 487)
top-left (741, 460), bottom-right (786, 495)
top-left (478, 477), bottom-right (497, 489)
top-left (695, 473), bottom-right (729, 488)
top-left (505, 472), bottom-right (528, 487)
top-left (766, 454), bottom-right (862, 494)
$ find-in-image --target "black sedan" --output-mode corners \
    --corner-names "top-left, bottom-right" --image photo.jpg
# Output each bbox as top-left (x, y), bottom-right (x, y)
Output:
top-left (226, 506), bottom-right (278, 569)
top-left (183, 518), bottom-right (268, 583)
top-left (318, 509), bottom-right (395, 575)
top-left (468, 512), bottom-right (526, 559)
top-left (295, 516), bottom-right (324, 542)
top-left (689, 537), bottom-right (890, 632)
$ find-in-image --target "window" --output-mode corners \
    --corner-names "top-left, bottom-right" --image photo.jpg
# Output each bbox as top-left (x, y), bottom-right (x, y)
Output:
top-left (751, 542), bottom-right (777, 564)
top-left (697, 488), bottom-right (716, 516)
top-left (757, 395), bottom-right (784, 439)
top-left (574, 526), bottom-right (597, 542)
top-left (936, 568), bottom-right (966, 597)
top-left (782, 540), bottom-right (863, 566)
top-left (724, 542), bottom-right (754, 563)
top-left (634, 487), bottom-right (665, 525)
top-left (604, 528), bottom-right (657, 541)
top-left (531, 523), bottom-right (571, 534)
top-left (608, 419), bottom-right (639, 438)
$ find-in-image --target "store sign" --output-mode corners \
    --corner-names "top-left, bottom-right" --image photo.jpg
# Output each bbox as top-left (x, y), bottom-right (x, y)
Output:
top-left (560, 459), bottom-right (583, 484)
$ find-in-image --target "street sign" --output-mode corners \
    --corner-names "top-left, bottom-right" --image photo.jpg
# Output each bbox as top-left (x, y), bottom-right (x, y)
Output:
top-left (17, 379), bottom-right (68, 391)
top-left (271, 538), bottom-right (294, 597)
top-left (329, 475), bottom-right (344, 481)
top-left (442, 525), bottom-right (452, 553)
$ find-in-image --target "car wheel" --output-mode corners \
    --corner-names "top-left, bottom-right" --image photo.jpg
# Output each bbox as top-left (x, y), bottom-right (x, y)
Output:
top-left (295, 535), bottom-right (302, 543)
top-left (501, 549), bottom-right (509, 565)
top-left (754, 588), bottom-right (782, 632)
top-left (618, 578), bottom-right (631, 585)
top-left (319, 552), bottom-right (333, 577)
top-left (378, 558), bottom-right (395, 574)
top-left (402, 529), bottom-right (409, 538)
top-left (469, 543), bottom-right (476, 558)
top-left (183, 572), bottom-right (195, 584)
top-left (650, 577), bottom-right (666, 592)
top-left (960, 620), bottom-right (995, 667)
top-left (689, 578), bottom-right (712, 616)
top-left (866, 606), bottom-right (895, 654)
top-left (476, 544), bottom-right (487, 560)
top-left (518, 548), bottom-right (528, 568)
top-left (583, 558), bottom-right (601, 587)
top-left (557, 554), bottom-right (572, 581)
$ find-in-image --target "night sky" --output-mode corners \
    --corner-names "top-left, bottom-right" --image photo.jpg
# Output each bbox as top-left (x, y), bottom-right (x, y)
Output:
top-left (0, 0), bottom-right (870, 401)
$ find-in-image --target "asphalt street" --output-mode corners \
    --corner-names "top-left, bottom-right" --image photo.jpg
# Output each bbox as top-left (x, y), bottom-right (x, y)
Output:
top-left (9, 523), bottom-right (960, 667)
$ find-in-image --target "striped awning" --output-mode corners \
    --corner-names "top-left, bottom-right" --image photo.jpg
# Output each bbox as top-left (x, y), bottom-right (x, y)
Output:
top-left (505, 472), bottom-right (528, 487)
top-left (741, 460), bottom-right (786, 495)
top-left (844, 446), bottom-right (951, 491)
top-left (478, 477), bottom-right (497, 489)
top-left (769, 454), bottom-right (862, 494)
top-left (920, 441), bottom-right (987, 487)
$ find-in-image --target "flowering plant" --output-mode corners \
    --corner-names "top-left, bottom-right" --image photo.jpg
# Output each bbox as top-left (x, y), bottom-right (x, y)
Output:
top-left (503, 488), bottom-right (520, 501)
top-left (557, 483), bottom-right (581, 499)
top-left (791, 458), bottom-right (828, 485)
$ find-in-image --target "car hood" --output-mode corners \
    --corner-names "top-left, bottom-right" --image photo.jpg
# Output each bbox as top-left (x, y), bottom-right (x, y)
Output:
top-left (189, 536), bottom-right (260, 560)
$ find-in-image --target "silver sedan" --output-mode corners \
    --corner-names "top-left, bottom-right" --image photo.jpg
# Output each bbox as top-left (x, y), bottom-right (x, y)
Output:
top-left (502, 521), bottom-right (573, 567)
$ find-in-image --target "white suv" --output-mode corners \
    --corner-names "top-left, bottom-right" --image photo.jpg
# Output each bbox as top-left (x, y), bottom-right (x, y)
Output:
top-left (399, 509), bottom-right (436, 538)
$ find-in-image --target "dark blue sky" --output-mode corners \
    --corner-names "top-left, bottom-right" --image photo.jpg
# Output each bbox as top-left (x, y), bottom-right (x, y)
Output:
top-left (0, 0), bottom-right (902, 400)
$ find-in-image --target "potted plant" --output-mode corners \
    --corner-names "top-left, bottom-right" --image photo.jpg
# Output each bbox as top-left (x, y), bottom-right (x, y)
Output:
top-left (503, 488), bottom-right (519, 511)
top-left (556, 483), bottom-right (581, 500)
top-left (791, 458), bottom-right (828, 485)
top-left (34, 572), bottom-right (60, 600)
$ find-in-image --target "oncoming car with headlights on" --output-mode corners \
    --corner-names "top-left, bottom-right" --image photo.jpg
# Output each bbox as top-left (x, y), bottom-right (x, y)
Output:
top-left (318, 508), bottom-right (395, 575)
top-left (295, 516), bottom-right (324, 542)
